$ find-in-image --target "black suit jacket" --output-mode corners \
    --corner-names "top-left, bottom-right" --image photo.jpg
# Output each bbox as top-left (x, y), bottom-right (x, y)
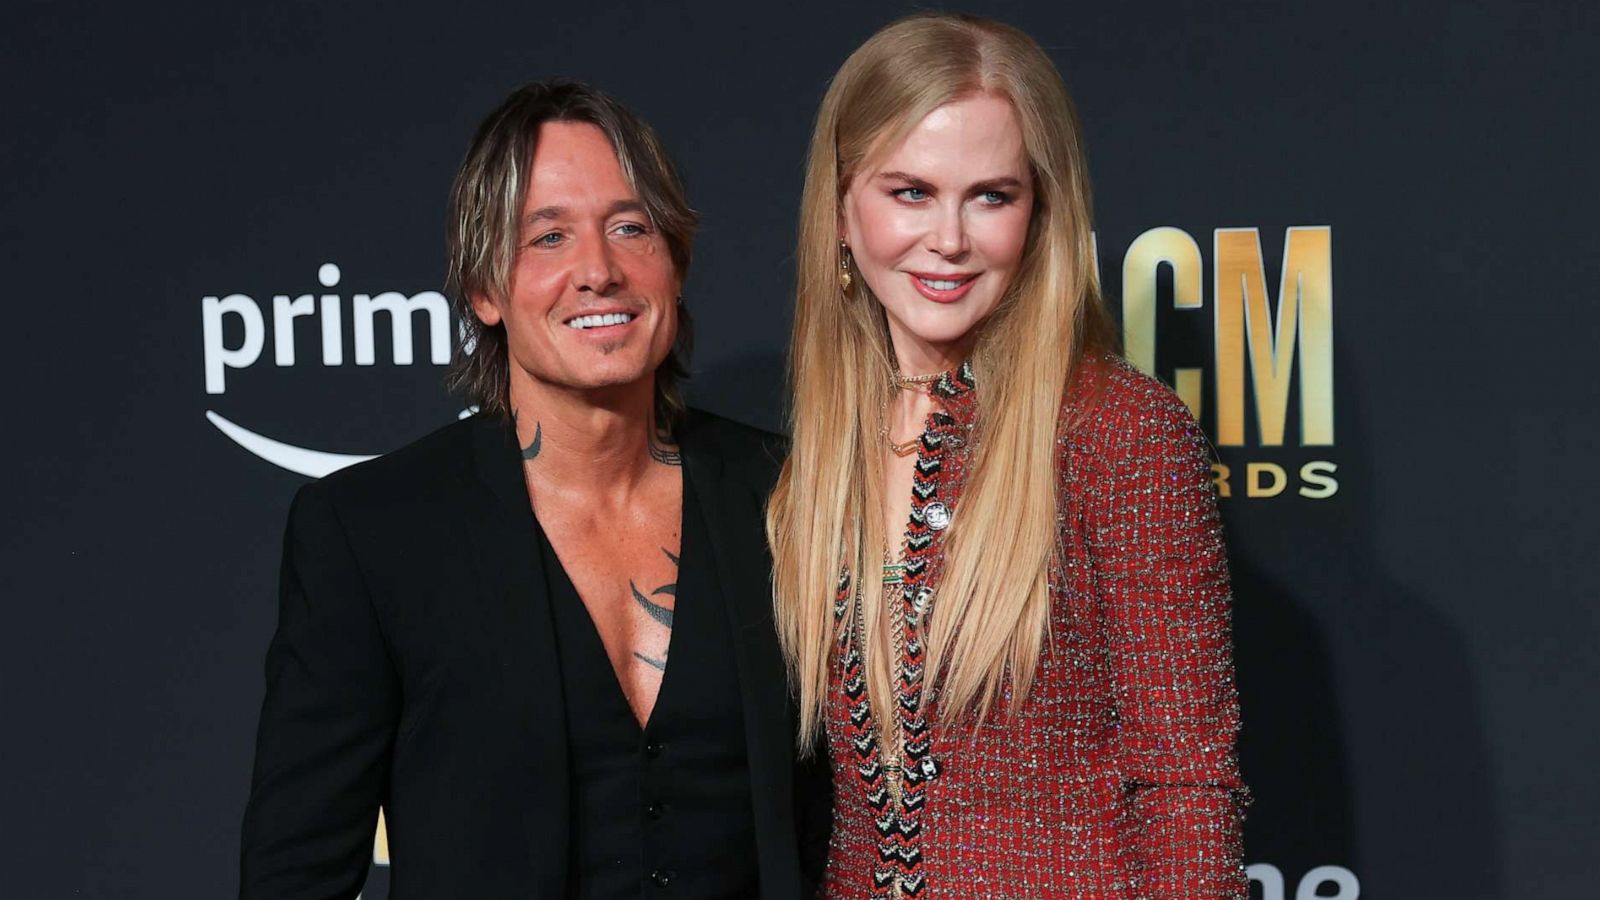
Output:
top-left (240, 409), bottom-right (827, 899)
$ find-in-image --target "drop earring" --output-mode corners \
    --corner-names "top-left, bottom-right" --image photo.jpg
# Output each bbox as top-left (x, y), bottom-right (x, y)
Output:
top-left (839, 241), bottom-right (853, 292)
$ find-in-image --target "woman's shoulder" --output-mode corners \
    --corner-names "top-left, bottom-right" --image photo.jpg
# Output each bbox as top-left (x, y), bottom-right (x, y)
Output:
top-left (1062, 353), bottom-right (1212, 469)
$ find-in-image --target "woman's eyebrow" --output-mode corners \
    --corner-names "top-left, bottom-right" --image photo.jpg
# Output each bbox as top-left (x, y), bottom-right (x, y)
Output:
top-left (874, 171), bottom-right (935, 191)
top-left (971, 176), bottom-right (1024, 192)
top-left (873, 172), bottom-right (1026, 193)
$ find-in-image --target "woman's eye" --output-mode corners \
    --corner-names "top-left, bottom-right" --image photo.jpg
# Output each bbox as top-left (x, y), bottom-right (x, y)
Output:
top-left (892, 187), bottom-right (928, 202)
top-left (980, 190), bottom-right (1011, 205)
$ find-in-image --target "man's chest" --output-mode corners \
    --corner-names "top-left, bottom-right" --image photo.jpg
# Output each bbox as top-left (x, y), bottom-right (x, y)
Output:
top-left (539, 498), bottom-right (685, 724)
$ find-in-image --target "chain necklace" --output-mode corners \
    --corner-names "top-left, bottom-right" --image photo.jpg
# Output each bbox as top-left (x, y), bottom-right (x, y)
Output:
top-left (880, 373), bottom-right (937, 456)
top-left (881, 429), bottom-right (921, 458)
top-left (874, 367), bottom-right (944, 787)
top-left (891, 368), bottom-right (943, 388)
top-left (848, 573), bottom-right (909, 807)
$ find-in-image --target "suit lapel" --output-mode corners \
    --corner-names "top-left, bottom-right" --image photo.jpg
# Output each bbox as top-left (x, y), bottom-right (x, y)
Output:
top-left (681, 428), bottom-right (802, 898)
top-left (463, 413), bottom-right (571, 894)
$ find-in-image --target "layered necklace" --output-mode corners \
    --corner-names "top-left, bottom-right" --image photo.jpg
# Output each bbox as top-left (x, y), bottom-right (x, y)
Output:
top-left (835, 365), bottom-right (961, 897)
top-left (880, 369), bottom-right (942, 457)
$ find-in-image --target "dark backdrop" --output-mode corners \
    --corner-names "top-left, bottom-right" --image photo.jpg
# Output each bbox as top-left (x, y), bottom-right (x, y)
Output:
top-left (3, 1), bottom-right (1595, 898)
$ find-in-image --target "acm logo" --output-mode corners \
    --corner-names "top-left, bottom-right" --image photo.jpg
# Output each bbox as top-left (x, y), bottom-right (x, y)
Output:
top-left (1110, 226), bottom-right (1337, 501)
top-left (201, 263), bottom-right (462, 476)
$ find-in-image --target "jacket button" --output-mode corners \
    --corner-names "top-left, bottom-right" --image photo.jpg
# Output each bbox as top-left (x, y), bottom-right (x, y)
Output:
top-left (646, 802), bottom-right (665, 820)
top-left (645, 741), bottom-right (665, 757)
top-left (650, 869), bottom-right (674, 888)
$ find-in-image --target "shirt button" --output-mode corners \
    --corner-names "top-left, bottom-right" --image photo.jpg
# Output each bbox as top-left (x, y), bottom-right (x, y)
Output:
top-left (646, 801), bottom-right (665, 820)
top-left (650, 869), bottom-right (674, 888)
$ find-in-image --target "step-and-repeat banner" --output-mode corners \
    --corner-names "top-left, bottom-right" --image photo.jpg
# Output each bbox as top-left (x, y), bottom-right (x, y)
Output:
top-left (4, 2), bottom-right (1595, 898)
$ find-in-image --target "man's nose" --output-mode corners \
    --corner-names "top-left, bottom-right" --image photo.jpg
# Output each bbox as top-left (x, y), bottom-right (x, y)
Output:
top-left (572, 233), bottom-right (623, 294)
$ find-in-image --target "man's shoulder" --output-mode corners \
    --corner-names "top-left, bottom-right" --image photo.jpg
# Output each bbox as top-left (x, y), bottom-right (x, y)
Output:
top-left (678, 407), bottom-right (787, 487)
top-left (298, 414), bottom-right (486, 517)
top-left (679, 407), bottom-right (784, 457)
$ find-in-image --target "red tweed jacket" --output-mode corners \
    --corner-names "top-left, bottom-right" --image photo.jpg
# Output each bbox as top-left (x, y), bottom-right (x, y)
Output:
top-left (823, 357), bottom-right (1248, 899)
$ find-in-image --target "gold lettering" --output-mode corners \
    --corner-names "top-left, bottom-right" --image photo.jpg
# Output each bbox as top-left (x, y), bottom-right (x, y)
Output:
top-left (373, 808), bottom-right (389, 865)
top-left (1210, 462), bottom-right (1232, 498)
top-left (1174, 368), bottom-right (1203, 421)
top-left (1122, 227), bottom-right (1205, 419)
top-left (1214, 227), bottom-right (1334, 446)
top-left (1246, 462), bottom-right (1287, 498)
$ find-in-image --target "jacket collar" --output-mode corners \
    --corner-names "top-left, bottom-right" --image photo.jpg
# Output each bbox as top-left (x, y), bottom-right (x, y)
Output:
top-left (677, 416), bottom-right (803, 894)
top-left (928, 359), bottom-right (978, 434)
top-left (469, 411), bottom-right (533, 512)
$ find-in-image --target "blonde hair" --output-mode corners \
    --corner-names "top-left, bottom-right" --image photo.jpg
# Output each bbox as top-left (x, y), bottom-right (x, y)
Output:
top-left (767, 13), bottom-right (1116, 752)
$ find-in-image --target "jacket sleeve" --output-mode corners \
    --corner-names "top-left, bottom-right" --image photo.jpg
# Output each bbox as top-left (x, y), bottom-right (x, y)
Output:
top-left (1087, 386), bottom-right (1249, 899)
top-left (793, 741), bottom-right (834, 896)
top-left (240, 483), bottom-right (400, 900)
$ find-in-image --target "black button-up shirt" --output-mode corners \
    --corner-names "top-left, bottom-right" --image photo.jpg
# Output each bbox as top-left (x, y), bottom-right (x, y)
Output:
top-left (542, 485), bottom-right (759, 898)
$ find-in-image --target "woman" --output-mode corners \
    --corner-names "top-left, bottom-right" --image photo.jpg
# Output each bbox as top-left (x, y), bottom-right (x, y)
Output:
top-left (767, 13), bottom-right (1248, 898)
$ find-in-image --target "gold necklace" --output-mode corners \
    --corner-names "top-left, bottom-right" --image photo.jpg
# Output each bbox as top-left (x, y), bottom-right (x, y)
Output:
top-left (859, 547), bottom-right (911, 804)
top-left (882, 430), bottom-right (921, 457)
top-left (892, 369), bottom-right (943, 388)
top-left (880, 380), bottom-right (931, 456)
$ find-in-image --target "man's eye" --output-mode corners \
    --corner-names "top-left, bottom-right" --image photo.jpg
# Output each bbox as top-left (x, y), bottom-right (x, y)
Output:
top-left (613, 223), bottom-right (647, 236)
top-left (892, 188), bottom-right (928, 202)
top-left (531, 232), bottom-right (564, 247)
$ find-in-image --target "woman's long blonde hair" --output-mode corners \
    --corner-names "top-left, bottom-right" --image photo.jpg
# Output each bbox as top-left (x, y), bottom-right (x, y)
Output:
top-left (767, 13), bottom-right (1116, 752)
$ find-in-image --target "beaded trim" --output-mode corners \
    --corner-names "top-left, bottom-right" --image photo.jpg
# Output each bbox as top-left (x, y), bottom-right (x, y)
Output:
top-left (832, 361), bottom-right (972, 897)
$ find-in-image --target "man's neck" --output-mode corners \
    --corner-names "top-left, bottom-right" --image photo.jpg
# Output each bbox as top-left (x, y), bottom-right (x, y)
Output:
top-left (507, 378), bottom-right (668, 506)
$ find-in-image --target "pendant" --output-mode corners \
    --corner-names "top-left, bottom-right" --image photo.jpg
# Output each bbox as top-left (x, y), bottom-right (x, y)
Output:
top-left (922, 501), bottom-right (951, 531)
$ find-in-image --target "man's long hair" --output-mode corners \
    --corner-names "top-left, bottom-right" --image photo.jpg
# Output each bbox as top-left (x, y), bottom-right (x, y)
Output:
top-left (766, 13), bottom-right (1117, 754)
top-left (444, 79), bottom-right (698, 431)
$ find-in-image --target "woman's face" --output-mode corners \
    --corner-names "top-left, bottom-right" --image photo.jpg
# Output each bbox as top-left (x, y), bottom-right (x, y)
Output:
top-left (842, 93), bottom-right (1034, 374)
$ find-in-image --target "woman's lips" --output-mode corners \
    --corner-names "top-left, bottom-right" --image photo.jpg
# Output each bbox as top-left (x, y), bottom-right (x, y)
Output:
top-left (908, 272), bottom-right (978, 303)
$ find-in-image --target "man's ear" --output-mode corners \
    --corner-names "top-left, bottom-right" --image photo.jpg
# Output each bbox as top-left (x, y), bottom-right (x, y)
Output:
top-left (469, 292), bottom-right (502, 327)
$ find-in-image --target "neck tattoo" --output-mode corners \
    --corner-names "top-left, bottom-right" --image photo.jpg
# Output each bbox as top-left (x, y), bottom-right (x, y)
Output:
top-left (520, 420), bottom-right (543, 461)
top-left (515, 410), bottom-right (674, 467)
top-left (649, 439), bottom-right (682, 466)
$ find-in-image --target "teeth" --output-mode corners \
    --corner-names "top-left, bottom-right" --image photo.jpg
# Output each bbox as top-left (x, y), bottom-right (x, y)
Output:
top-left (567, 313), bottom-right (635, 329)
top-left (919, 277), bottom-right (966, 291)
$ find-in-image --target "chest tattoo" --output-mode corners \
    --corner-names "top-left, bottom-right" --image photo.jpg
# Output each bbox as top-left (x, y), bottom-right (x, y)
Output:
top-left (629, 546), bottom-right (679, 670)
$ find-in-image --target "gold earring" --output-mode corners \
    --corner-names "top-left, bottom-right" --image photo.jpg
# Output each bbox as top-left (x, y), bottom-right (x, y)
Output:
top-left (839, 241), bottom-right (853, 292)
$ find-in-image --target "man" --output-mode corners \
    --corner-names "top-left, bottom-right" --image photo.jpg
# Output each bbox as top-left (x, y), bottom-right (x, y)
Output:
top-left (240, 80), bottom-right (826, 898)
